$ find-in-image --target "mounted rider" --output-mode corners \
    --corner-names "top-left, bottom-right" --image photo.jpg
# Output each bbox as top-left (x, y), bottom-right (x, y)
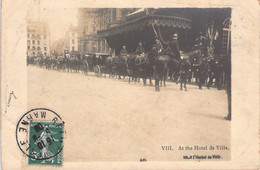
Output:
top-left (164, 33), bottom-right (180, 60)
top-left (134, 42), bottom-right (146, 65)
top-left (135, 42), bottom-right (145, 55)
top-left (120, 45), bottom-right (128, 56)
top-left (154, 38), bottom-right (164, 54)
top-left (119, 45), bottom-right (128, 63)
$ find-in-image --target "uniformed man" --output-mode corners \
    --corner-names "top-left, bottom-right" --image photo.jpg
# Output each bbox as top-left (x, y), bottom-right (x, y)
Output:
top-left (155, 38), bottom-right (163, 54)
top-left (198, 58), bottom-right (208, 90)
top-left (165, 33), bottom-right (180, 60)
top-left (135, 42), bottom-right (145, 55)
top-left (195, 32), bottom-right (207, 57)
top-left (120, 45), bottom-right (128, 56)
top-left (179, 56), bottom-right (191, 91)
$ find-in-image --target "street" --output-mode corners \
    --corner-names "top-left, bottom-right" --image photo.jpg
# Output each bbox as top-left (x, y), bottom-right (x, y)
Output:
top-left (27, 66), bottom-right (230, 161)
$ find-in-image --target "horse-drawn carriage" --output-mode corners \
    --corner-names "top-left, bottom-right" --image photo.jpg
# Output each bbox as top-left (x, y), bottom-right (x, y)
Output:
top-left (83, 53), bottom-right (111, 76)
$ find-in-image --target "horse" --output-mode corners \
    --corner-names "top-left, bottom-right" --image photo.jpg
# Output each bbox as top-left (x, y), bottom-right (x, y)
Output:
top-left (126, 55), bottom-right (136, 83)
top-left (133, 53), bottom-right (154, 86)
top-left (154, 55), bottom-right (171, 91)
top-left (109, 56), bottom-right (127, 79)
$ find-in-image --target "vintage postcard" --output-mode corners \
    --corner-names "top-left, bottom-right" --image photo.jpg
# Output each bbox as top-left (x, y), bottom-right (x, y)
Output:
top-left (1, 0), bottom-right (259, 169)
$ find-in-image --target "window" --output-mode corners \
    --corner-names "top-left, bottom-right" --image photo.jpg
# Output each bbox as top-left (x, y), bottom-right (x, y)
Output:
top-left (33, 52), bottom-right (35, 55)
top-left (37, 46), bottom-right (40, 50)
top-left (72, 46), bottom-right (74, 51)
top-left (28, 46), bottom-right (30, 49)
top-left (44, 47), bottom-right (47, 51)
top-left (44, 52), bottom-right (47, 55)
top-left (32, 40), bottom-right (35, 45)
top-left (32, 46), bottom-right (35, 50)
top-left (72, 39), bottom-right (75, 44)
top-left (27, 34), bottom-right (30, 38)
top-left (27, 40), bottom-right (30, 45)
top-left (37, 40), bottom-right (40, 45)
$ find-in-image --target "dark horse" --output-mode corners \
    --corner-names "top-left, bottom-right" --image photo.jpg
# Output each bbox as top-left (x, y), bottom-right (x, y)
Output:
top-left (154, 55), bottom-right (171, 91)
top-left (133, 53), bottom-right (154, 86)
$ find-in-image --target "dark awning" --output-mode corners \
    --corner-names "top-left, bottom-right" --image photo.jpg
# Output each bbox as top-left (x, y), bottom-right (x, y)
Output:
top-left (97, 15), bottom-right (192, 37)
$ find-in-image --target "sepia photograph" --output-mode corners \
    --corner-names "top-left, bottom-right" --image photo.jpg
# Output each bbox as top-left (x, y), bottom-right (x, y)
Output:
top-left (25, 8), bottom-right (231, 164)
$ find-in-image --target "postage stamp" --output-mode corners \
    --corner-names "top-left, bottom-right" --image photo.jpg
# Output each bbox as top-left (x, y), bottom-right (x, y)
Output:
top-left (16, 108), bottom-right (64, 166)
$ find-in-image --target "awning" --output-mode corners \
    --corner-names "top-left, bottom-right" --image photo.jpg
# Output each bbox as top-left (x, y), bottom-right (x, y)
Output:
top-left (97, 15), bottom-right (192, 37)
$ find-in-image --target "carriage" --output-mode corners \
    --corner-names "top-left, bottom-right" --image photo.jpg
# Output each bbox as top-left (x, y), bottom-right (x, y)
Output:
top-left (83, 53), bottom-right (111, 76)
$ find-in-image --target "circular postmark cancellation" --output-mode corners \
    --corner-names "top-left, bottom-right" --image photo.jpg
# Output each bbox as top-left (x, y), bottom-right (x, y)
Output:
top-left (16, 108), bottom-right (64, 165)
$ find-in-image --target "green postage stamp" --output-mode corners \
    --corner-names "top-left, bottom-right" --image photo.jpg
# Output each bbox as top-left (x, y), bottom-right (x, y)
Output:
top-left (28, 121), bottom-right (63, 166)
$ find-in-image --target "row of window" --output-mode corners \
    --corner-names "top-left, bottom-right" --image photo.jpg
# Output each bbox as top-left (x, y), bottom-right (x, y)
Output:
top-left (28, 40), bottom-right (41, 45)
top-left (27, 34), bottom-right (47, 39)
top-left (31, 52), bottom-right (48, 55)
top-left (28, 46), bottom-right (47, 51)
top-left (27, 40), bottom-right (48, 45)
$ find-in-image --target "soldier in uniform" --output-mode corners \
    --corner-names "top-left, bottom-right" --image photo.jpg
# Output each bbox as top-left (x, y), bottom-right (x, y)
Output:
top-left (120, 45), bottom-right (128, 56)
top-left (135, 42), bottom-right (145, 55)
top-left (198, 58), bottom-right (208, 90)
top-left (155, 38), bottom-right (164, 54)
top-left (179, 56), bottom-right (191, 91)
top-left (165, 33), bottom-right (180, 60)
top-left (207, 58), bottom-right (216, 89)
top-left (195, 32), bottom-right (207, 58)
top-left (215, 56), bottom-right (224, 90)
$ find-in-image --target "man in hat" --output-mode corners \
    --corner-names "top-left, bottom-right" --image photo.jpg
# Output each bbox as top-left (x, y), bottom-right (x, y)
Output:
top-left (120, 45), bottom-right (128, 56)
top-left (135, 42), bottom-right (145, 55)
top-left (165, 33), bottom-right (180, 60)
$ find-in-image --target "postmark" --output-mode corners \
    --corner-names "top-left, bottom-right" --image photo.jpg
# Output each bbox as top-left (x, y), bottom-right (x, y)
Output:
top-left (16, 108), bottom-right (64, 166)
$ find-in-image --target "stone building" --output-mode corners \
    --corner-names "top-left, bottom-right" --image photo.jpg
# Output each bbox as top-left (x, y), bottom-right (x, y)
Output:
top-left (78, 8), bottom-right (138, 54)
top-left (67, 25), bottom-right (79, 52)
top-left (27, 20), bottom-right (51, 56)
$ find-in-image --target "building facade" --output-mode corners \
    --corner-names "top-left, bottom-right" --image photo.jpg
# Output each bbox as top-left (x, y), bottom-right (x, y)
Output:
top-left (78, 8), bottom-right (138, 54)
top-left (67, 25), bottom-right (79, 52)
top-left (27, 20), bottom-right (51, 56)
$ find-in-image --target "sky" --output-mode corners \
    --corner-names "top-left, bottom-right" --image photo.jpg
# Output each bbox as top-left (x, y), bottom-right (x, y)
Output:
top-left (29, 8), bottom-right (78, 44)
